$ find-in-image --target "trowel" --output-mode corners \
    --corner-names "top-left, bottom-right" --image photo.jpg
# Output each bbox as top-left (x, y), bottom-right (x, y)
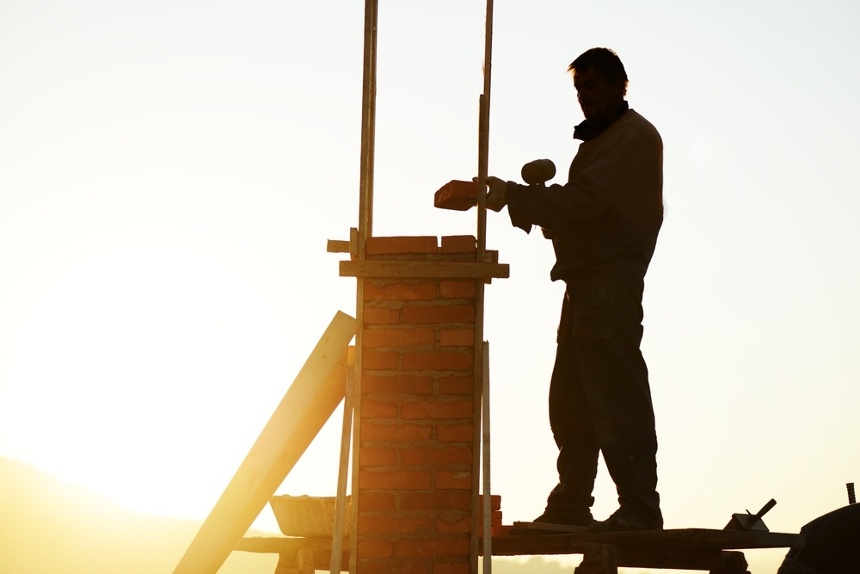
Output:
top-left (724, 498), bottom-right (777, 532)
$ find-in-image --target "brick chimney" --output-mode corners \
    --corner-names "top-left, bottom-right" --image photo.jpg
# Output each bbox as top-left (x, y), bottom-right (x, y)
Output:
top-left (339, 234), bottom-right (507, 574)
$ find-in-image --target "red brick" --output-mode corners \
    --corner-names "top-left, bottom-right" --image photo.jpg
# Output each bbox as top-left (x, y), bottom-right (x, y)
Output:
top-left (363, 306), bottom-right (401, 325)
top-left (401, 400), bottom-right (473, 420)
top-left (362, 374), bottom-right (434, 395)
top-left (356, 539), bottom-right (394, 558)
top-left (437, 375), bottom-right (474, 395)
top-left (401, 350), bottom-right (474, 372)
top-left (358, 492), bottom-right (396, 512)
top-left (363, 327), bottom-right (436, 349)
top-left (359, 470), bottom-right (431, 490)
top-left (478, 494), bottom-right (502, 510)
top-left (366, 236), bottom-right (438, 255)
top-left (362, 349), bottom-right (400, 371)
top-left (402, 304), bottom-right (475, 325)
top-left (435, 181), bottom-right (477, 211)
top-left (365, 282), bottom-right (438, 302)
top-left (476, 510), bottom-right (502, 528)
top-left (435, 471), bottom-right (472, 490)
top-left (440, 235), bottom-right (477, 253)
top-left (439, 328), bottom-right (474, 347)
top-left (439, 280), bottom-right (477, 299)
top-left (362, 422), bottom-right (433, 442)
top-left (436, 424), bottom-right (473, 443)
top-left (400, 446), bottom-right (472, 466)
top-left (433, 561), bottom-right (471, 574)
top-left (358, 515), bottom-right (434, 536)
top-left (400, 491), bottom-right (472, 512)
top-left (357, 560), bottom-right (428, 574)
top-left (359, 446), bottom-right (397, 467)
top-left (360, 399), bottom-right (398, 419)
top-left (395, 538), bottom-right (470, 559)
top-left (435, 514), bottom-right (471, 534)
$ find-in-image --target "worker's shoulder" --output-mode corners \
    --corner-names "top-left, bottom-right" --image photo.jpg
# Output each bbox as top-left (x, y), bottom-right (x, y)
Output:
top-left (614, 109), bottom-right (662, 144)
top-left (621, 109), bottom-right (661, 136)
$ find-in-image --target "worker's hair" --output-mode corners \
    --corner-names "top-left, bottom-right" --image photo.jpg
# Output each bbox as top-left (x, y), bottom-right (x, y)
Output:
top-left (568, 48), bottom-right (629, 95)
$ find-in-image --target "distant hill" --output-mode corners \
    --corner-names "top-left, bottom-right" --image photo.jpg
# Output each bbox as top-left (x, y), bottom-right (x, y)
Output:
top-left (0, 458), bottom-right (576, 574)
top-left (0, 458), bottom-right (277, 574)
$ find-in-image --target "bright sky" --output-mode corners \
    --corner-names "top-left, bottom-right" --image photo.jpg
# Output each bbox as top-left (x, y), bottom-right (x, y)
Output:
top-left (2, 1), bottom-right (859, 572)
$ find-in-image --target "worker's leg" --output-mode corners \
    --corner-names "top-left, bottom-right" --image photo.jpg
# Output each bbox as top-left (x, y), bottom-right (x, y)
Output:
top-left (572, 270), bottom-right (661, 528)
top-left (537, 292), bottom-right (600, 523)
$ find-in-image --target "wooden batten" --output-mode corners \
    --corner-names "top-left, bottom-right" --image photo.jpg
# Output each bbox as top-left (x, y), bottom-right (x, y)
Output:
top-left (339, 260), bottom-right (509, 279)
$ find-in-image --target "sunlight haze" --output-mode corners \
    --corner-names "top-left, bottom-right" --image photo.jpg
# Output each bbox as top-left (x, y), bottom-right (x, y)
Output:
top-left (2, 1), bottom-right (859, 572)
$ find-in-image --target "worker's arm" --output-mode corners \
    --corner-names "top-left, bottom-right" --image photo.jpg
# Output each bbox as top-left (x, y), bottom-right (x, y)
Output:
top-left (501, 125), bottom-right (661, 232)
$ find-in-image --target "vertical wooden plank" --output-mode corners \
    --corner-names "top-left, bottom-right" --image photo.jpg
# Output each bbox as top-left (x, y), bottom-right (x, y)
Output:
top-left (172, 311), bottom-right (359, 574)
top-left (471, 279), bottom-right (485, 574)
top-left (473, 4), bottom-right (495, 571)
top-left (329, 366), bottom-right (353, 574)
top-left (352, 0), bottom-right (378, 570)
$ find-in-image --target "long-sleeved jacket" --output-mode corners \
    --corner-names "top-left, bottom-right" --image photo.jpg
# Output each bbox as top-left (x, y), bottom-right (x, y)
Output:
top-left (506, 108), bottom-right (663, 282)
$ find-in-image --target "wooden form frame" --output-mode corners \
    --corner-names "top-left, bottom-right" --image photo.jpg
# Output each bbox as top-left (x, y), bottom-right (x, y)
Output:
top-left (340, 260), bottom-right (509, 280)
top-left (345, 0), bottom-right (498, 572)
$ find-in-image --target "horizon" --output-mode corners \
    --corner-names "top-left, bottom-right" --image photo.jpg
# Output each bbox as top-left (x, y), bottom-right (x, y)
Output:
top-left (1, 456), bottom-right (800, 573)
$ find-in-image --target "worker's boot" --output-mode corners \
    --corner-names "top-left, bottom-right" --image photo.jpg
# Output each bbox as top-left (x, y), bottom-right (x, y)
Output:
top-left (532, 507), bottom-right (595, 529)
top-left (533, 442), bottom-right (599, 529)
top-left (592, 504), bottom-right (662, 531)
top-left (593, 450), bottom-right (662, 531)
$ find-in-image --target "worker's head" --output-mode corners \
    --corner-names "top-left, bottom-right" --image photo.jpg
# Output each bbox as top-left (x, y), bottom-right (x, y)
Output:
top-left (568, 48), bottom-right (628, 121)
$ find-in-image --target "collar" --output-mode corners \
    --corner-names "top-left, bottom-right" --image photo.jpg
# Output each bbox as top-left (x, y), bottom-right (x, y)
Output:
top-left (573, 101), bottom-right (629, 141)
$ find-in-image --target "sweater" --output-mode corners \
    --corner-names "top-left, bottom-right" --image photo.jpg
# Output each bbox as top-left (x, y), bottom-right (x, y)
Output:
top-left (506, 108), bottom-right (663, 281)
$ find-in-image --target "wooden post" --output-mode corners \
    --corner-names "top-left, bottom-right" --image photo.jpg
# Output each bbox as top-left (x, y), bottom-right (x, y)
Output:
top-left (330, 365), bottom-right (354, 574)
top-left (575, 544), bottom-right (618, 574)
top-left (481, 342), bottom-right (492, 574)
top-left (474, 2), bottom-right (495, 570)
top-left (172, 311), bottom-right (359, 574)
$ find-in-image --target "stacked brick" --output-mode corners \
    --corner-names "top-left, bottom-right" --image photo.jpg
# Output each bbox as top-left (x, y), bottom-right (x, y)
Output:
top-left (477, 495), bottom-right (503, 537)
top-left (355, 235), bottom-right (480, 574)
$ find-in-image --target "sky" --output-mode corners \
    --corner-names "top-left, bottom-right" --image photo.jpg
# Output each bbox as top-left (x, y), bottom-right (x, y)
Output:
top-left (2, 1), bottom-right (859, 572)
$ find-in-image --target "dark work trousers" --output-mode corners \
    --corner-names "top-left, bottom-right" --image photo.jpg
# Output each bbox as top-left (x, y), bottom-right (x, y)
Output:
top-left (545, 269), bottom-right (661, 521)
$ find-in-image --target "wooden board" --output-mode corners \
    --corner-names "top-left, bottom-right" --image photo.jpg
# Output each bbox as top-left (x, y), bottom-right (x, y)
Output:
top-left (237, 525), bottom-right (801, 557)
top-left (237, 527), bottom-right (798, 572)
top-left (511, 520), bottom-right (591, 533)
top-left (172, 311), bottom-right (359, 574)
top-left (499, 526), bottom-right (800, 572)
top-left (339, 260), bottom-right (509, 279)
top-left (237, 537), bottom-right (347, 572)
top-left (495, 526), bottom-right (801, 554)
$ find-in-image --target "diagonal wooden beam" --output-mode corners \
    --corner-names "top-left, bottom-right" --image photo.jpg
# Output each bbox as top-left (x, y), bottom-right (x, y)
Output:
top-left (172, 311), bottom-right (359, 574)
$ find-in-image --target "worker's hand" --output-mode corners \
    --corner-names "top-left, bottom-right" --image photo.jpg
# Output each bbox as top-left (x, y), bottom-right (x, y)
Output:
top-left (485, 176), bottom-right (508, 212)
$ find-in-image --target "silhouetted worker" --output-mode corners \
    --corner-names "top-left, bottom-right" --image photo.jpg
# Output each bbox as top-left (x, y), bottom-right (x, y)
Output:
top-left (485, 47), bottom-right (663, 531)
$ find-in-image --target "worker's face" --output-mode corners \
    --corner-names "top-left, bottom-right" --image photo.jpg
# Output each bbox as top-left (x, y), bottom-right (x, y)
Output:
top-left (574, 67), bottom-right (625, 121)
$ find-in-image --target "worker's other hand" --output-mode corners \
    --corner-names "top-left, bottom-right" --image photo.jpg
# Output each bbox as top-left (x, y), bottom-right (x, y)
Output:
top-left (485, 176), bottom-right (508, 212)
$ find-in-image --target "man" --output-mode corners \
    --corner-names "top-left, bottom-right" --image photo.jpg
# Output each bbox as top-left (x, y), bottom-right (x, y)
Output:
top-left (485, 47), bottom-right (664, 531)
